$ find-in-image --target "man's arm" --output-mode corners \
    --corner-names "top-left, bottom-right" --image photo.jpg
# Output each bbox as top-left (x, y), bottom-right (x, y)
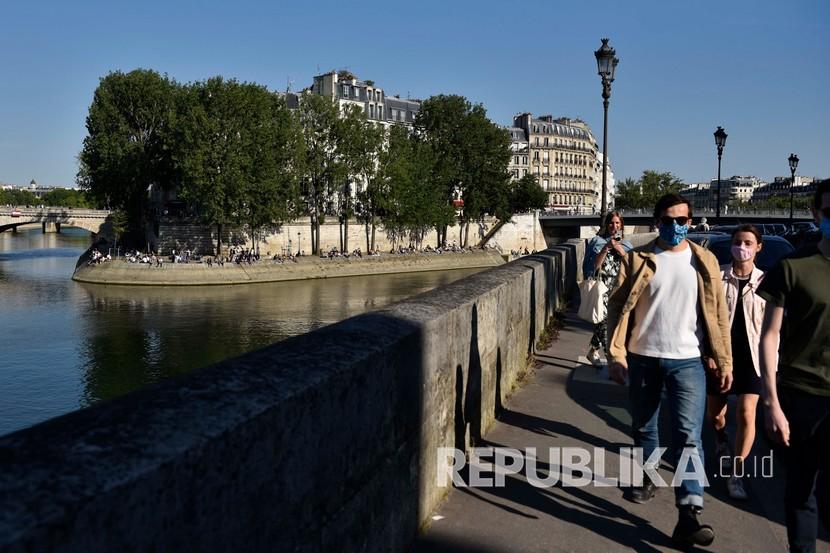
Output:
top-left (607, 253), bottom-right (632, 384)
top-left (713, 260), bottom-right (734, 391)
top-left (760, 305), bottom-right (789, 446)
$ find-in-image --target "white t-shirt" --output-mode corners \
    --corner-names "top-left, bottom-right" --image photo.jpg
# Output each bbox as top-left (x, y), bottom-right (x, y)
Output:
top-left (628, 245), bottom-right (704, 359)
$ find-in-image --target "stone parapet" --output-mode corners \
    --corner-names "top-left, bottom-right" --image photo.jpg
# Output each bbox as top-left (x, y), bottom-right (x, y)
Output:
top-left (0, 249), bottom-right (571, 552)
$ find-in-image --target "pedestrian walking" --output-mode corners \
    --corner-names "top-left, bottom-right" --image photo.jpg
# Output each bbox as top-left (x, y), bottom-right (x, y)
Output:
top-left (705, 224), bottom-right (772, 501)
top-left (608, 193), bottom-right (733, 549)
top-left (582, 211), bottom-right (632, 366)
top-left (757, 179), bottom-right (830, 553)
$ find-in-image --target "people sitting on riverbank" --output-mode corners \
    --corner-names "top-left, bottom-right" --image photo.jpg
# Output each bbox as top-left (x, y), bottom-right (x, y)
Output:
top-left (88, 249), bottom-right (111, 265)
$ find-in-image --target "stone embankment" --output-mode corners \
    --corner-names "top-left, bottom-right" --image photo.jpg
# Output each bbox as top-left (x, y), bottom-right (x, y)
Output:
top-left (0, 247), bottom-right (573, 553)
top-left (72, 250), bottom-right (506, 286)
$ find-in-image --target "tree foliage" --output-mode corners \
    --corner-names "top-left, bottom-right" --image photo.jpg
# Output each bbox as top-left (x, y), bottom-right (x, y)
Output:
top-left (40, 188), bottom-right (94, 208)
top-left (416, 95), bottom-right (512, 246)
top-left (613, 171), bottom-right (684, 211)
top-left (77, 70), bottom-right (534, 253)
top-left (173, 78), bottom-right (304, 253)
top-left (77, 69), bottom-right (178, 244)
top-left (0, 189), bottom-right (38, 206)
top-left (510, 174), bottom-right (548, 213)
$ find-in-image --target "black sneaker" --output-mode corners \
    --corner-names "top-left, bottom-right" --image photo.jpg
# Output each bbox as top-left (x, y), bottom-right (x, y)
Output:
top-left (628, 476), bottom-right (657, 504)
top-left (671, 505), bottom-right (715, 548)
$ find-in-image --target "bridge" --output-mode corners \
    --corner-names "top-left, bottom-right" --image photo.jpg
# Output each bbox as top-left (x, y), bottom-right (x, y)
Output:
top-left (538, 208), bottom-right (815, 242)
top-left (0, 206), bottom-right (111, 234)
top-left (1, 240), bottom-right (820, 552)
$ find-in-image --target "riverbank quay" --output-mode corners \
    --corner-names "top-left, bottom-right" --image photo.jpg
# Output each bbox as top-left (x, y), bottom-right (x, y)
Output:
top-left (71, 249), bottom-right (505, 286)
top-left (415, 312), bottom-right (830, 552)
top-left (0, 247), bottom-right (575, 552)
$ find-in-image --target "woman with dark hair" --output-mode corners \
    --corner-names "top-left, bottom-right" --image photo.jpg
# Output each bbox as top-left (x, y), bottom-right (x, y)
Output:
top-left (706, 224), bottom-right (773, 500)
top-left (582, 211), bottom-right (633, 365)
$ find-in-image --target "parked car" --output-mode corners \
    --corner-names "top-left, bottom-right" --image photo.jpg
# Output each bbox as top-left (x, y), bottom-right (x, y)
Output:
top-left (10, 210), bottom-right (22, 217)
top-left (686, 232), bottom-right (795, 271)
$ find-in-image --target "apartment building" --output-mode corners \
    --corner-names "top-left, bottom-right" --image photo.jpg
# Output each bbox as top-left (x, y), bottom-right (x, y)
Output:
top-left (309, 71), bottom-right (419, 129)
top-left (512, 114), bottom-right (601, 211)
top-left (505, 127), bottom-right (529, 181)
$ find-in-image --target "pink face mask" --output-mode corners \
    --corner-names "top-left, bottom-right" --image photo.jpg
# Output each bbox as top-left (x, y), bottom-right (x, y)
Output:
top-left (731, 245), bottom-right (754, 261)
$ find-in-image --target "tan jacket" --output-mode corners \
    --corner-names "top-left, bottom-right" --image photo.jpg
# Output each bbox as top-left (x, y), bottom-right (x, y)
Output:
top-left (607, 239), bottom-right (733, 373)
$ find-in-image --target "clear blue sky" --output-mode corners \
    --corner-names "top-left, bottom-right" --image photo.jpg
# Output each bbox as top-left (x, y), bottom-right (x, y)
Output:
top-left (1, 0), bottom-right (827, 188)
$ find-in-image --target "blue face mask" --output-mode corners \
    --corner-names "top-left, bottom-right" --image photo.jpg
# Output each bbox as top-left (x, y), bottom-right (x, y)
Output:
top-left (658, 222), bottom-right (689, 246)
top-left (821, 218), bottom-right (830, 240)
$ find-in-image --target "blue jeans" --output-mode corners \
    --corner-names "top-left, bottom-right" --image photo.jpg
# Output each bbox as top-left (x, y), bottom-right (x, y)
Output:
top-left (628, 353), bottom-right (707, 508)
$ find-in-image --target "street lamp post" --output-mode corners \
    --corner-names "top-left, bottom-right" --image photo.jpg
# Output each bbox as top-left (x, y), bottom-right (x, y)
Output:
top-left (297, 232), bottom-right (301, 256)
top-left (594, 38), bottom-right (619, 219)
top-left (713, 126), bottom-right (727, 223)
top-left (788, 153), bottom-right (799, 225)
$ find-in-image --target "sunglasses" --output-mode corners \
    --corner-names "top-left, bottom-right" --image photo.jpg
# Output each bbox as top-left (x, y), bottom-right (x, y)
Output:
top-left (659, 216), bottom-right (690, 226)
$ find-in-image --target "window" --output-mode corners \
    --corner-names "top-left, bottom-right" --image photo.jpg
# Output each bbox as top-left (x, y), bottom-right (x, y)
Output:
top-left (543, 151), bottom-right (549, 161)
top-left (543, 166), bottom-right (549, 175)
top-left (379, 106), bottom-right (383, 119)
top-left (523, 156), bottom-right (528, 165)
top-left (533, 151), bottom-right (539, 160)
top-left (370, 105), bottom-right (375, 119)
top-left (534, 137), bottom-right (539, 146)
top-left (543, 179), bottom-right (549, 190)
top-left (544, 137), bottom-right (549, 146)
top-left (342, 85), bottom-right (349, 97)
top-left (534, 167), bottom-right (540, 175)
top-left (515, 156), bottom-right (519, 165)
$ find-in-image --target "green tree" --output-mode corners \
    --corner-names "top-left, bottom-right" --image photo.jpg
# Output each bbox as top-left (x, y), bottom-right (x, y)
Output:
top-left (0, 189), bottom-right (38, 206)
top-left (639, 170), bottom-right (684, 208)
top-left (349, 123), bottom-right (385, 252)
top-left (613, 171), bottom-right (684, 211)
top-left (109, 209), bottom-right (129, 253)
top-left (298, 94), bottom-right (345, 255)
top-left (335, 105), bottom-right (382, 252)
top-left (510, 174), bottom-right (548, 213)
top-left (613, 177), bottom-right (643, 210)
top-left (41, 188), bottom-right (94, 208)
top-left (415, 95), bottom-right (511, 247)
top-left (173, 78), bottom-right (303, 255)
top-left (77, 69), bottom-right (178, 247)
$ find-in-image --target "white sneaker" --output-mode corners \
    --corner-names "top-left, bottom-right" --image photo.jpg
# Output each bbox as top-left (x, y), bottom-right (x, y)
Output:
top-left (587, 348), bottom-right (603, 367)
top-left (727, 475), bottom-right (748, 500)
top-left (715, 440), bottom-right (732, 471)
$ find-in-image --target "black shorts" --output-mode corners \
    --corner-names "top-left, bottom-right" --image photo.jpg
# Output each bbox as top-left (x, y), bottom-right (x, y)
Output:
top-left (707, 361), bottom-right (762, 396)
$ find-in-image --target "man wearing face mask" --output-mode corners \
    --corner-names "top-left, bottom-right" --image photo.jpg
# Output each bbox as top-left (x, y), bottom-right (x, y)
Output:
top-left (607, 193), bottom-right (733, 549)
top-left (757, 179), bottom-right (830, 553)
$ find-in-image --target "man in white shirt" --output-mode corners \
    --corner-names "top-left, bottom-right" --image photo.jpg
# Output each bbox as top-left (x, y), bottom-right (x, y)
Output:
top-left (607, 194), bottom-right (733, 549)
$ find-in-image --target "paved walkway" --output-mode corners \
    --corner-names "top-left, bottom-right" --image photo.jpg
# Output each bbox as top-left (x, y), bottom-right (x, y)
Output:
top-left (414, 312), bottom-right (830, 552)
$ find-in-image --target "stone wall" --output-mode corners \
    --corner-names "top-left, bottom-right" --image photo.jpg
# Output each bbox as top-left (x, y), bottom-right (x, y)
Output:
top-left (0, 248), bottom-right (573, 552)
top-left (72, 250), bottom-right (505, 286)
top-left (152, 213), bottom-right (548, 256)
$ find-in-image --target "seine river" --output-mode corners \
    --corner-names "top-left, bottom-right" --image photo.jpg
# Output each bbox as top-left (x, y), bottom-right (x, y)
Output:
top-left (0, 227), bottom-right (482, 437)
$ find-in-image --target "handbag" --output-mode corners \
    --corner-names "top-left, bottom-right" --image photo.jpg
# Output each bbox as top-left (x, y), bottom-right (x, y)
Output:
top-left (577, 275), bottom-right (607, 324)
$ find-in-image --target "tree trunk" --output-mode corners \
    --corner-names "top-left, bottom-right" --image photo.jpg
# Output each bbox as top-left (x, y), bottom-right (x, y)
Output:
top-left (371, 218), bottom-right (376, 251)
top-left (310, 217), bottom-right (316, 255)
top-left (364, 219), bottom-right (370, 253)
top-left (464, 221), bottom-right (470, 248)
top-left (343, 212), bottom-right (349, 252)
top-left (315, 216), bottom-right (321, 256)
top-left (216, 223), bottom-right (222, 256)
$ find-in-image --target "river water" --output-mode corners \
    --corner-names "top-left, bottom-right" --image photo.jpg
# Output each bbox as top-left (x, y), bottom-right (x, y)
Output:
top-left (0, 228), bottom-right (482, 437)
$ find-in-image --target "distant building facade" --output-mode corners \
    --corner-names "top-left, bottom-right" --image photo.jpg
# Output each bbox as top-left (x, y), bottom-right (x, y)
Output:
top-left (505, 127), bottom-right (529, 181)
top-left (309, 71), bottom-right (419, 129)
top-left (511, 114), bottom-right (601, 211)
